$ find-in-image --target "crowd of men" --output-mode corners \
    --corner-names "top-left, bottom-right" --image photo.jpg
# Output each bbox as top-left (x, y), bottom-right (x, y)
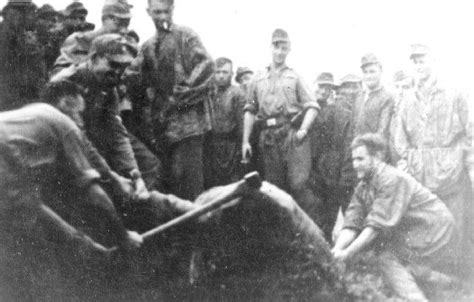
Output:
top-left (0, 0), bottom-right (472, 301)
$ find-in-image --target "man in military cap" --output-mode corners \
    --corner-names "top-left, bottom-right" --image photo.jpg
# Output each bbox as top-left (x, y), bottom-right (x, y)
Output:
top-left (235, 66), bottom-right (254, 93)
top-left (35, 4), bottom-right (62, 71)
top-left (389, 70), bottom-right (415, 163)
top-left (393, 44), bottom-right (474, 249)
top-left (310, 72), bottom-right (336, 179)
top-left (61, 1), bottom-right (93, 34)
top-left (310, 72), bottom-right (357, 239)
top-left (0, 0), bottom-right (48, 111)
top-left (50, 34), bottom-right (156, 200)
top-left (353, 53), bottom-right (394, 162)
top-left (54, 0), bottom-right (134, 71)
top-left (242, 29), bottom-right (320, 223)
top-left (52, 0), bottom-right (164, 193)
top-left (125, 0), bottom-right (214, 200)
top-left (203, 57), bottom-right (248, 188)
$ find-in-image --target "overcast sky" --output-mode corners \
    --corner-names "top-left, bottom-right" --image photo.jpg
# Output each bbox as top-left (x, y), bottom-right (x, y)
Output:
top-left (2, 0), bottom-right (474, 93)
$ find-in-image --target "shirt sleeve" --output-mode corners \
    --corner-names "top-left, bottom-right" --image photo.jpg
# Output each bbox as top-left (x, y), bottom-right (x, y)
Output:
top-left (234, 88), bottom-right (248, 132)
top-left (296, 76), bottom-right (320, 112)
top-left (364, 173), bottom-right (411, 234)
top-left (80, 131), bottom-right (113, 178)
top-left (343, 184), bottom-right (366, 231)
top-left (99, 113), bottom-right (139, 177)
top-left (55, 117), bottom-right (101, 188)
top-left (243, 79), bottom-right (259, 114)
top-left (377, 94), bottom-right (395, 141)
top-left (183, 30), bottom-right (214, 88)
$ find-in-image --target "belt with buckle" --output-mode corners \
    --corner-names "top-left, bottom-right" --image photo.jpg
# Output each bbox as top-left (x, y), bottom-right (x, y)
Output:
top-left (260, 115), bottom-right (293, 129)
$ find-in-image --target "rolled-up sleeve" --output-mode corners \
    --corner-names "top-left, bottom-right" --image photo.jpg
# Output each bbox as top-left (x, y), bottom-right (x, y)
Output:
top-left (61, 127), bottom-right (101, 188)
top-left (243, 80), bottom-right (259, 114)
top-left (343, 185), bottom-right (366, 231)
top-left (365, 175), bottom-right (410, 234)
top-left (296, 76), bottom-right (319, 112)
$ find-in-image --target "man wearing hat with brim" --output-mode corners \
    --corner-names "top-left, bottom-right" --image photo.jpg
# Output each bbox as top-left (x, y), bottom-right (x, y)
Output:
top-left (393, 44), bottom-right (474, 256)
top-left (242, 28), bottom-right (321, 223)
top-left (36, 4), bottom-right (62, 71)
top-left (60, 1), bottom-right (95, 35)
top-left (53, 0), bottom-right (134, 72)
top-left (353, 53), bottom-right (394, 162)
top-left (336, 74), bottom-right (362, 112)
top-left (52, 1), bottom-right (165, 193)
top-left (310, 72), bottom-right (336, 177)
top-left (310, 72), bottom-right (357, 240)
top-left (235, 66), bottom-right (254, 93)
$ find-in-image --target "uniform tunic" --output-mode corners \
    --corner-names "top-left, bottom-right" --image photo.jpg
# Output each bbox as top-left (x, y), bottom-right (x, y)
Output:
top-left (244, 65), bottom-right (320, 220)
top-left (204, 84), bottom-right (247, 187)
top-left (344, 162), bottom-right (459, 302)
top-left (393, 78), bottom-right (473, 241)
top-left (125, 23), bottom-right (214, 200)
top-left (353, 86), bottom-right (394, 143)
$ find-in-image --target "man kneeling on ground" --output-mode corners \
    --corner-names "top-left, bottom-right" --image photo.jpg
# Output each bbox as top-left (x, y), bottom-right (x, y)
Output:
top-left (332, 133), bottom-right (461, 302)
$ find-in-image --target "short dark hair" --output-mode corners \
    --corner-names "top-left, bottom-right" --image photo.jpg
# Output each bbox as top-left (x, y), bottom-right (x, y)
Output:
top-left (40, 81), bottom-right (84, 105)
top-left (351, 133), bottom-right (388, 159)
top-left (215, 57), bottom-right (233, 69)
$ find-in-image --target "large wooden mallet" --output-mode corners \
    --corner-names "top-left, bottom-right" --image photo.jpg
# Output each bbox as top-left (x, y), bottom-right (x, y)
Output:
top-left (141, 171), bottom-right (262, 240)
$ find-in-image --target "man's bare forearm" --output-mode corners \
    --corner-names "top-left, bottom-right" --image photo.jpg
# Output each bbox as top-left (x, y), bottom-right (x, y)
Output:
top-left (343, 226), bottom-right (379, 258)
top-left (333, 228), bottom-right (358, 251)
top-left (243, 111), bottom-right (256, 144)
top-left (299, 107), bottom-right (318, 132)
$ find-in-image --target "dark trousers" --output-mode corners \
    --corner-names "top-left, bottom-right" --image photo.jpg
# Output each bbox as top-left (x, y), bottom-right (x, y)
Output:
top-left (129, 133), bottom-right (164, 191)
top-left (166, 135), bottom-right (204, 201)
top-left (259, 127), bottom-right (321, 224)
top-left (203, 133), bottom-right (242, 189)
top-left (311, 178), bottom-right (353, 242)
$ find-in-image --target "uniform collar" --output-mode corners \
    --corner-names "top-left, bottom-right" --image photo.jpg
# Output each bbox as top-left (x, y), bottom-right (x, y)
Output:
top-left (365, 85), bottom-right (384, 96)
top-left (265, 64), bottom-right (289, 78)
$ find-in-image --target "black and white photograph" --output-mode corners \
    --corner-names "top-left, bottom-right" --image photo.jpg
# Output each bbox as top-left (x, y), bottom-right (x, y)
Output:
top-left (0, 0), bottom-right (473, 301)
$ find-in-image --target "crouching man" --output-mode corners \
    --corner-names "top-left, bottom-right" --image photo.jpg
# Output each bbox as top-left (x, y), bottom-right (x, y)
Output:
top-left (332, 133), bottom-right (461, 302)
top-left (0, 103), bottom-right (143, 300)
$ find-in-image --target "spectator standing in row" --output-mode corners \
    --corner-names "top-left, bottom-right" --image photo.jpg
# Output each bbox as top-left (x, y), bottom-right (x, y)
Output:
top-left (242, 29), bottom-right (320, 222)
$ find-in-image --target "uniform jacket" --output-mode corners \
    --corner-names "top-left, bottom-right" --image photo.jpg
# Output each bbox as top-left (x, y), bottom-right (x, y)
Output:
top-left (125, 24), bottom-right (214, 144)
